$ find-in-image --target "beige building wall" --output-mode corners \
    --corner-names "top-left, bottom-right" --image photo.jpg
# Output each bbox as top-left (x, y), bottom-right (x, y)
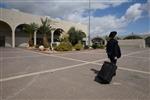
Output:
top-left (0, 8), bottom-right (88, 47)
top-left (118, 39), bottom-right (145, 48)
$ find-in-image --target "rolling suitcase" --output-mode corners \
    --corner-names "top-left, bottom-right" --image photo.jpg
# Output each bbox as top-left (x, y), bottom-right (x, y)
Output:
top-left (95, 61), bottom-right (117, 84)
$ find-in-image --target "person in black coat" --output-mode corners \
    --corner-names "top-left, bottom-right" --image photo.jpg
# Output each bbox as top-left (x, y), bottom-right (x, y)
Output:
top-left (106, 31), bottom-right (121, 65)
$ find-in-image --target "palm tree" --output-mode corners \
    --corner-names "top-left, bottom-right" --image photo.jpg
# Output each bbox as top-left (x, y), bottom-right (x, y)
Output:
top-left (38, 18), bottom-right (54, 48)
top-left (24, 22), bottom-right (38, 47)
top-left (68, 27), bottom-right (86, 45)
top-left (77, 30), bottom-right (86, 41)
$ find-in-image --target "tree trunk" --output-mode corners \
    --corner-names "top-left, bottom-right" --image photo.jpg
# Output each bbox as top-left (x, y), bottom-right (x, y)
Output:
top-left (28, 33), bottom-right (33, 47)
top-left (43, 33), bottom-right (49, 48)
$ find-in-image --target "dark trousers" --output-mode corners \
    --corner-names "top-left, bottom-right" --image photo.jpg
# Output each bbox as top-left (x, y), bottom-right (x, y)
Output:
top-left (109, 57), bottom-right (117, 65)
top-left (109, 57), bottom-right (117, 76)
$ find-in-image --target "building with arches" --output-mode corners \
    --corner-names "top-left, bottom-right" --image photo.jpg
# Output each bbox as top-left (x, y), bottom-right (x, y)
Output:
top-left (0, 8), bottom-right (88, 48)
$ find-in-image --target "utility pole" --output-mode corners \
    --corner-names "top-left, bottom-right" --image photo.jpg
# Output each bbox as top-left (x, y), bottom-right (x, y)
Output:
top-left (88, 0), bottom-right (91, 46)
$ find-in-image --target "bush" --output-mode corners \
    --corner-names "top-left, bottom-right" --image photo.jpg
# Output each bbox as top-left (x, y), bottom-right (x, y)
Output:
top-left (92, 44), bottom-right (98, 49)
top-left (84, 45), bottom-right (89, 49)
top-left (98, 45), bottom-right (105, 49)
top-left (92, 43), bottom-right (105, 49)
top-left (124, 35), bottom-right (142, 39)
top-left (74, 43), bottom-right (83, 50)
top-left (55, 42), bottom-right (72, 51)
top-left (68, 27), bottom-right (86, 46)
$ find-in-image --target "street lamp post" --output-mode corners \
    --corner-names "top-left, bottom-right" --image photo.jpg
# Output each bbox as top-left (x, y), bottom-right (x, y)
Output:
top-left (88, 0), bottom-right (91, 46)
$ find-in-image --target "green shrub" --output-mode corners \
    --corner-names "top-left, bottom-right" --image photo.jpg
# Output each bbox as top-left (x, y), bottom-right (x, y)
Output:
top-left (98, 45), bottom-right (105, 49)
top-left (124, 35), bottom-right (142, 39)
top-left (92, 44), bottom-right (98, 49)
top-left (74, 43), bottom-right (83, 50)
top-left (55, 42), bottom-right (72, 51)
top-left (92, 43), bottom-right (105, 49)
top-left (84, 45), bottom-right (89, 49)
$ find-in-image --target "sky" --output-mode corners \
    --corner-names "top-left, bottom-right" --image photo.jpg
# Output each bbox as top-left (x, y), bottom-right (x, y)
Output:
top-left (0, 0), bottom-right (149, 37)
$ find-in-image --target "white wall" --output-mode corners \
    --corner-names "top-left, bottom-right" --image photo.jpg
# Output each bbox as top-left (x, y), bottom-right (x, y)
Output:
top-left (118, 39), bottom-right (145, 48)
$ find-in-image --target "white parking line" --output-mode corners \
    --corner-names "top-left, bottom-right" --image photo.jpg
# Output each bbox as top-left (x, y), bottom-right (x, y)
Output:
top-left (56, 52), bottom-right (106, 56)
top-left (0, 49), bottom-right (149, 82)
top-left (0, 55), bottom-right (45, 60)
top-left (21, 48), bottom-right (148, 64)
top-left (2, 51), bottom-right (25, 53)
top-left (127, 55), bottom-right (149, 59)
top-left (121, 50), bottom-right (149, 57)
top-left (118, 67), bottom-right (150, 75)
top-left (1, 48), bottom-right (103, 64)
top-left (0, 59), bottom-right (105, 82)
top-left (112, 82), bottom-right (122, 85)
top-left (78, 51), bottom-right (106, 55)
top-left (20, 48), bottom-right (103, 63)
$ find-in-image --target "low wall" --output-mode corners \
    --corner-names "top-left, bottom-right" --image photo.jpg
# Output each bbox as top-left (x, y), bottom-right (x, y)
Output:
top-left (118, 39), bottom-right (145, 48)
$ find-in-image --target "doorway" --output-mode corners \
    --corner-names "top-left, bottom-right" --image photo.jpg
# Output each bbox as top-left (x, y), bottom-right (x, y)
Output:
top-left (0, 36), bottom-right (5, 47)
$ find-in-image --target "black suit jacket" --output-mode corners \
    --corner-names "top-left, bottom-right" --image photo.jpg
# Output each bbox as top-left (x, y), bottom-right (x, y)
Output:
top-left (106, 39), bottom-right (121, 59)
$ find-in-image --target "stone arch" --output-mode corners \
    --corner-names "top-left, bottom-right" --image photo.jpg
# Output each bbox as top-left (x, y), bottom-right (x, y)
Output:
top-left (15, 24), bottom-right (30, 47)
top-left (0, 20), bottom-right (12, 47)
top-left (53, 28), bottom-right (64, 42)
top-left (145, 36), bottom-right (150, 47)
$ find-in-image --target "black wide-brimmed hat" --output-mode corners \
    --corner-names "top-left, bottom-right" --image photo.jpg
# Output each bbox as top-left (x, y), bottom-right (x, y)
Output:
top-left (109, 31), bottom-right (117, 38)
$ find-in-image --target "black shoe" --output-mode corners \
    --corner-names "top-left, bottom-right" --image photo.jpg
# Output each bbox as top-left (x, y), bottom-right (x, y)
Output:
top-left (113, 73), bottom-right (116, 76)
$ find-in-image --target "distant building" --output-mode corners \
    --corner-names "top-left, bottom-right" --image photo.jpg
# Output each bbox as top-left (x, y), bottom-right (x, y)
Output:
top-left (0, 8), bottom-right (88, 47)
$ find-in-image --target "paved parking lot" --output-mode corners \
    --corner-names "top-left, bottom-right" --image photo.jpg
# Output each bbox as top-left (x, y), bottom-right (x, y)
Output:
top-left (0, 47), bottom-right (150, 100)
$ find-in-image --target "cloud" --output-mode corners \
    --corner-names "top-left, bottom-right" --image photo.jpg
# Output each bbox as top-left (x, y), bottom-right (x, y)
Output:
top-left (3, 0), bottom-right (89, 18)
top-left (62, 10), bottom-right (127, 36)
top-left (3, 0), bottom-right (125, 18)
top-left (66, 2), bottom-right (148, 37)
top-left (10, 8), bottom-right (20, 12)
top-left (90, 0), bottom-right (127, 10)
top-left (2, 0), bottom-right (148, 37)
top-left (89, 2), bottom-right (149, 37)
top-left (90, 15), bottom-right (126, 35)
top-left (123, 3), bottom-right (143, 22)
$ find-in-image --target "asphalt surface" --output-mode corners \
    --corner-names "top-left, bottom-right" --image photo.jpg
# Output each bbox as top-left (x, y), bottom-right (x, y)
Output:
top-left (0, 47), bottom-right (150, 100)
